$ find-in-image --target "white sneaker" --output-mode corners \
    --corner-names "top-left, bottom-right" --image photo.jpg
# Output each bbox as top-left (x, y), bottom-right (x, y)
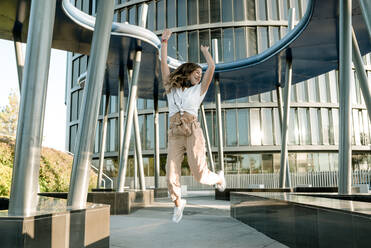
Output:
top-left (216, 171), bottom-right (226, 192)
top-left (172, 199), bottom-right (186, 223)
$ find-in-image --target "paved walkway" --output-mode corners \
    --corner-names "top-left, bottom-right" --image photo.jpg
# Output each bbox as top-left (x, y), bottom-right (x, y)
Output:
top-left (110, 191), bottom-right (287, 248)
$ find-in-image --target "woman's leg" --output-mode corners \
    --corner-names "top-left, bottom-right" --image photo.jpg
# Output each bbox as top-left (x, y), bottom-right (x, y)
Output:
top-left (186, 123), bottom-right (222, 185)
top-left (166, 134), bottom-right (186, 206)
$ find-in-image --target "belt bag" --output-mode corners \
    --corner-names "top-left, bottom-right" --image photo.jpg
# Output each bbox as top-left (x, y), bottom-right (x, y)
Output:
top-left (170, 117), bottom-right (194, 137)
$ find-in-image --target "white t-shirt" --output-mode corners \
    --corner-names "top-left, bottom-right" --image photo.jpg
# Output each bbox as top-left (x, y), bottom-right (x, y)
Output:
top-left (167, 83), bottom-right (207, 117)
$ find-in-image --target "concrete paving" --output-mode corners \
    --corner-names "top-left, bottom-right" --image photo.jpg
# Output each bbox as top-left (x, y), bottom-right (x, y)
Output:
top-left (110, 191), bottom-right (288, 248)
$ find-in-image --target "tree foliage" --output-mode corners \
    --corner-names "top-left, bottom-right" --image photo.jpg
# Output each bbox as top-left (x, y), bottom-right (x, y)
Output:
top-left (0, 91), bottom-right (19, 137)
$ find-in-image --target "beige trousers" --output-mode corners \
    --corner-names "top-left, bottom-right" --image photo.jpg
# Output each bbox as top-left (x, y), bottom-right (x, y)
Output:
top-left (166, 112), bottom-right (220, 201)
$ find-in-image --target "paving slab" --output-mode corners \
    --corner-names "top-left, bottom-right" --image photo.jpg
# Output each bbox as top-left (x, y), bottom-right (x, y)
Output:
top-left (110, 192), bottom-right (287, 248)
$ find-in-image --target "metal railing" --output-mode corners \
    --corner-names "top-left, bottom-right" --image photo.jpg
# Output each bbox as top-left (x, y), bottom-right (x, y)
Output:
top-left (122, 170), bottom-right (371, 190)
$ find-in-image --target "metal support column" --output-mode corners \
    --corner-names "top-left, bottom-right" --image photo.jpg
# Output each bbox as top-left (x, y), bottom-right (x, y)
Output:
top-left (133, 104), bottom-right (146, 190)
top-left (118, 77), bottom-right (125, 160)
top-left (116, 51), bottom-right (142, 192)
top-left (359, 0), bottom-right (371, 39)
top-left (200, 104), bottom-right (215, 172)
top-left (67, 0), bottom-right (114, 209)
top-left (278, 8), bottom-right (295, 188)
top-left (338, 0), bottom-right (352, 195)
top-left (8, 0), bottom-right (56, 216)
top-left (212, 39), bottom-right (224, 172)
top-left (352, 29), bottom-right (371, 119)
top-left (13, 41), bottom-right (24, 91)
top-left (154, 96), bottom-right (160, 188)
top-left (97, 94), bottom-right (110, 189)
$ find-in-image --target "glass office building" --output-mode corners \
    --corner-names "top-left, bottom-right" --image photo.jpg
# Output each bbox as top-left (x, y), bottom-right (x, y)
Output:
top-left (66, 0), bottom-right (371, 187)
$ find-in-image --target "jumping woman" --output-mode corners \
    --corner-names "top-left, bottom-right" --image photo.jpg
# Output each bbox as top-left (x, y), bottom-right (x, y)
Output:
top-left (161, 29), bottom-right (226, 223)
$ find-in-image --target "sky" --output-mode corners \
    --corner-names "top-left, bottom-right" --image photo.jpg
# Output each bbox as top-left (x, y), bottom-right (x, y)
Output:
top-left (0, 40), bottom-right (67, 151)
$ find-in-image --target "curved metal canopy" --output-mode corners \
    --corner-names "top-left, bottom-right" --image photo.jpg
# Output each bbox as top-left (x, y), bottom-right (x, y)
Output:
top-left (0, 0), bottom-right (370, 102)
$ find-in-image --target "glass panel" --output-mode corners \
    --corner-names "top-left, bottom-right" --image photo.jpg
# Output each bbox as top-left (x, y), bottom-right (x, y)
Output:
top-left (109, 118), bottom-right (117, 152)
top-left (146, 99), bottom-right (154, 109)
top-left (352, 109), bottom-right (361, 145)
top-left (332, 109), bottom-right (339, 145)
top-left (211, 29), bottom-right (223, 62)
top-left (319, 153), bottom-right (330, 171)
top-left (156, 0), bottom-right (165, 29)
top-left (250, 109), bottom-right (261, 145)
top-left (177, 0), bottom-right (186, 27)
top-left (226, 109), bottom-right (237, 146)
top-left (128, 6), bottom-right (136, 25)
top-left (261, 108), bottom-right (274, 145)
top-left (361, 110), bottom-right (370, 145)
top-left (247, 27), bottom-right (257, 56)
top-left (177, 32), bottom-right (187, 61)
top-left (249, 154), bottom-right (262, 173)
top-left (222, 0), bottom-right (232, 22)
top-left (168, 34), bottom-right (177, 58)
top-left (249, 93), bottom-right (259, 102)
top-left (258, 27), bottom-right (268, 52)
top-left (159, 113), bottom-right (166, 149)
top-left (71, 91), bottom-right (78, 121)
top-left (296, 81), bottom-right (308, 102)
top-left (235, 27), bottom-right (246, 60)
top-left (188, 0), bottom-right (198, 25)
top-left (222, 28), bottom-right (234, 62)
top-left (199, 30), bottom-right (210, 63)
top-left (234, 0), bottom-right (245, 21)
top-left (158, 100), bottom-right (167, 108)
top-left (146, 114), bottom-right (154, 149)
top-left (318, 74), bottom-right (329, 103)
top-left (298, 108), bottom-right (310, 145)
top-left (210, 0), bottom-right (221, 23)
top-left (238, 109), bottom-right (249, 145)
top-left (308, 78), bottom-right (318, 102)
top-left (246, 0), bottom-right (256, 20)
top-left (109, 95), bottom-right (117, 114)
top-left (262, 154), bottom-right (273, 173)
top-left (270, 26), bottom-right (280, 46)
top-left (147, 1), bottom-right (155, 30)
top-left (188, 31), bottom-right (199, 63)
top-left (328, 70), bottom-right (338, 103)
top-left (138, 115), bottom-right (145, 148)
top-left (199, 0), bottom-right (209, 24)
top-left (70, 125), bottom-right (78, 153)
top-left (310, 108), bottom-right (321, 145)
top-left (206, 111), bottom-right (214, 146)
top-left (288, 108), bottom-right (299, 145)
top-left (78, 90), bottom-right (83, 118)
top-left (72, 58), bottom-right (79, 88)
top-left (260, 92), bottom-right (271, 102)
top-left (79, 55), bottom-right (87, 74)
top-left (137, 98), bottom-right (145, 110)
top-left (268, 0), bottom-right (279, 20)
top-left (273, 108), bottom-right (281, 145)
top-left (321, 108), bottom-right (330, 145)
top-left (257, 0), bottom-right (267, 20)
top-left (166, 0), bottom-right (176, 28)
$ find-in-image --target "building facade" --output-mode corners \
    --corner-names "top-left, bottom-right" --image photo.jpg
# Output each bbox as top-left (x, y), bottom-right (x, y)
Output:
top-left (66, 0), bottom-right (371, 188)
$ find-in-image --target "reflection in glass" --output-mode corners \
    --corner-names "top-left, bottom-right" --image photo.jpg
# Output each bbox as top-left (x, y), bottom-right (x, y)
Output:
top-left (223, 28), bottom-right (234, 62)
top-left (199, 30), bottom-right (210, 63)
top-left (258, 0), bottom-right (267, 20)
top-left (234, 0), bottom-right (245, 21)
top-left (262, 154), bottom-right (273, 173)
top-left (258, 27), bottom-right (268, 52)
top-left (177, 32), bottom-right (187, 61)
top-left (261, 108), bottom-right (273, 145)
top-left (177, 0), bottom-right (186, 27)
top-left (238, 109), bottom-right (249, 145)
top-left (146, 114), bottom-right (154, 149)
top-left (222, 0), bottom-right (232, 22)
top-left (250, 109), bottom-right (261, 145)
top-left (246, 0), bottom-right (256, 20)
top-left (188, 0), bottom-right (197, 25)
top-left (210, 0), bottom-right (221, 23)
top-left (226, 109), bottom-right (237, 146)
top-left (268, 0), bottom-right (279, 20)
top-left (199, 0), bottom-right (209, 24)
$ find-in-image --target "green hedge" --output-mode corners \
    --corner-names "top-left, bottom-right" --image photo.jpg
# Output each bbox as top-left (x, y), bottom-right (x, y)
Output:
top-left (0, 136), bottom-right (97, 198)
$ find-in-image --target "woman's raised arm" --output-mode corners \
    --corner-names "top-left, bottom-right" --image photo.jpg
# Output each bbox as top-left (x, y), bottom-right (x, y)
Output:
top-left (200, 45), bottom-right (215, 95)
top-left (160, 29), bottom-right (172, 87)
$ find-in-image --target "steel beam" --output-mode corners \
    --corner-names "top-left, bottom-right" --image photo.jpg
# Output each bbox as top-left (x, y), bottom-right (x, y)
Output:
top-left (200, 104), bottom-right (215, 172)
top-left (67, 0), bottom-right (114, 209)
top-left (133, 104), bottom-right (146, 191)
top-left (338, 0), bottom-right (352, 195)
top-left (8, 0), bottom-right (56, 216)
top-left (97, 94), bottom-right (110, 189)
top-left (352, 28), bottom-right (371, 120)
top-left (13, 41), bottom-right (24, 91)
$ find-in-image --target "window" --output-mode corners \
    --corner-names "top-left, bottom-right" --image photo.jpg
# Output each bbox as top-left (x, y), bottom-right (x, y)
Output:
top-left (235, 27), bottom-right (247, 60)
top-left (147, 2), bottom-right (155, 30)
top-left (238, 109), bottom-right (249, 145)
top-left (321, 108), bottom-right (330, 145)
top-left (156, 0), bottom-right (165, 29)
top-left (298, 108), bottom-right (310, 145)
top-left (310, 108), bottom-right (321, 145)
top-left (288, 108), bottom-right (299, 145)
top-left (166, 0), bottom-right (176, 28)
top-left (177, 0), bottom-right (187, 27)
top-left (188, 31), bottom-right (199, 63)
top-left (159, 113), bottom-right (166, 149)
top-left (261, 108), bottom-right (274, 145)
top-left (146, 114), bottom-right (154, 149)
top-left (222, 28), bottom-right (234, 62)
top-left (247, 27), bottom-right (257, 56)
top-left (187, 0), bottom-right (198, 25)
top-left (199, 0), bottom-right (209, 24)
top-left (233, 0), bottom-right (245, 21)
top-left (225, 109), bottom-right (237, 146)
top-left (250, 109), bottom-right (261, 145)
top-left (257, 0), bottom-right (267, 20)
top-left (246, 0), bottom-right (256, 20)
top-left (211, 29), bottom-right (223, 62)
top-left (210, 0), bottom-right (221, 22)
top-left (258, 27), bottom-right (268, 52)
top-left (177, 32), bottom-right (187, 61)
top-left (199, 30), bottom-right (210, 63)
top-left (222, 0), bottom-right (232, 22)
top-left (128, 6), bottom-right (136, 25)
top-left (268, 0), bottom-right (279, 20)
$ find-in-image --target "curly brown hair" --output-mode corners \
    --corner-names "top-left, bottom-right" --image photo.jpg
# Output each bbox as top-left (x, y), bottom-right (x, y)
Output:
top-left (164, 62), bottom-right (202, 94)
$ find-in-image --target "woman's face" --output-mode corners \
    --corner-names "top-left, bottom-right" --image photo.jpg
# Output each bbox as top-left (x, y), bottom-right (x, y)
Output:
top-left (188, 68), bottom-right (202, 85)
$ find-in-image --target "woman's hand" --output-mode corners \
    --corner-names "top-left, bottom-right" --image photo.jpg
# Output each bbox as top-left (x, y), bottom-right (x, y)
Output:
top-left (162, 29), bottom-right (172, 41)
top-left (200, 45), bottom-right (209, 54)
